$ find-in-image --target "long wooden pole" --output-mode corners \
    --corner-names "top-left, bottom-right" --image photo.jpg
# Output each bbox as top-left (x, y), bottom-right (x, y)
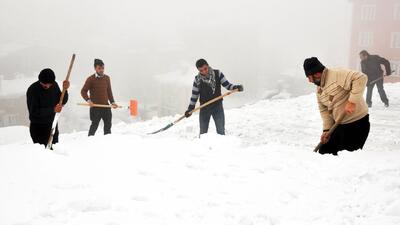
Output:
top-left (149, 89), bottom-right (239, 134)
top-left (313, 113), bottom-right (346, 153)
top-left (77, 103), bottom-right (123, 108)
top-left (46, 54), bottom-right (76, 150)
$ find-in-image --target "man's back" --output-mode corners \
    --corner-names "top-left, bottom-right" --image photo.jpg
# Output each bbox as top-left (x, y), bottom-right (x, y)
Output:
top-left (361, 55), bottom-right (389, 79)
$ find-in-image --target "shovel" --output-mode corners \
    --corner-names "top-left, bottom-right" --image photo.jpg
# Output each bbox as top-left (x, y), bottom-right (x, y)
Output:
top-left (77, 100), bottom-right (138, 116)
top-left (149, 89), bottom-right (239, 135)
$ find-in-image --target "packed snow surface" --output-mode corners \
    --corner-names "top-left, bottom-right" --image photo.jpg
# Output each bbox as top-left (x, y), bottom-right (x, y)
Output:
top-left (1, 84), bottom-right (400, 225)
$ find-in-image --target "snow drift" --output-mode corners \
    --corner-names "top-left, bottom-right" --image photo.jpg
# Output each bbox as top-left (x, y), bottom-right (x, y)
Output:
top-left (0, 84), bottom-right (400, 225)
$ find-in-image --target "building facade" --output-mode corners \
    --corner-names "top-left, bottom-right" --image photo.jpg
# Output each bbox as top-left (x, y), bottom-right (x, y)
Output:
top-left (349, 0), bottom-right (400, 79)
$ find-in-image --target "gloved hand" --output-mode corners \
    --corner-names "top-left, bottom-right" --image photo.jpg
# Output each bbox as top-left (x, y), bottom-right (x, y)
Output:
top-left (185, 109), bottom-right (193, 118)
top-left (234, 84), bottom-right (244, 92)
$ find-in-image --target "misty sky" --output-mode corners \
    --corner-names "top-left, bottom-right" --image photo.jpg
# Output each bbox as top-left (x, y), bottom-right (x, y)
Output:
top-left (0, 0), bottom-right (353, 125)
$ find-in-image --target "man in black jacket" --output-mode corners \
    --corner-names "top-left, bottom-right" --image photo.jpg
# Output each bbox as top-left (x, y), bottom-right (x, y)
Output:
top-left (184, 59), bottom-right (243, 135)
top-left (26, 68), bottom-right (70, 147)
top-left (359, 50), bottom-right (392, 107)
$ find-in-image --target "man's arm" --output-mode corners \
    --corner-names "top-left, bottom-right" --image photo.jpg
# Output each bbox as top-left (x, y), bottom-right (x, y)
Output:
top-left (107, 76), bottom-right (115, 104)
top-left (219, 72), bottom-right (243, 91)
top-left (81, 77), bottom-right (91, 102)
top-left (188, 79), bottom-right (199, 110)
top-left (379, 56), bottom-right (392, 76)
top-left (317, 94), bottom-right (335, 131)
top-left (219, 72), bottom-right (235, 90)
top-left (347, 72), bottom-right (368, 104)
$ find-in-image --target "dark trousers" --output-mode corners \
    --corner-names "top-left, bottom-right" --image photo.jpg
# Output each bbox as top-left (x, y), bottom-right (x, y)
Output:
top-left (319, 115), bottom-right (370, 155)
top-left (199, 103), bottom-right (225, 135)
top-left (366, 79), bottom-right (388, 106)
top-left (88, 107), bottom-right (112, 136)
top-left (30, 123), bottom-right (59, 146)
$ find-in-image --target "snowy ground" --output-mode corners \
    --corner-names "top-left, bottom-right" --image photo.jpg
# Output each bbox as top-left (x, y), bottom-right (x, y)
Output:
top-left (1, 84), bottom-right (400, 225)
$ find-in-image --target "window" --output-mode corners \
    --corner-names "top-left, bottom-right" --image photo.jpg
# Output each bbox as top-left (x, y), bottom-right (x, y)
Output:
top-left (391, 61), bottom-right (400, 74)
top-left (359, 32), bottom-right (374, 47)
top-left (361, 4), bottom-right (376, 21)
top-left (391, 32), bottom-right (400, 48)
top-left (395, 4), bottom-right (400, 20)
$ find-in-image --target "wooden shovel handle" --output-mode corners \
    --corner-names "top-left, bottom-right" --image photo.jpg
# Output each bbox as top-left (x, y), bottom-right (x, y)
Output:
top-left (77, 103), bottom-right (123, 108)
top-left (173, 89), bottom-right (240, 124)
top-left (314, 113), bottom-right (346, 153)
top-left (58, 54), bottom-right (75, 105)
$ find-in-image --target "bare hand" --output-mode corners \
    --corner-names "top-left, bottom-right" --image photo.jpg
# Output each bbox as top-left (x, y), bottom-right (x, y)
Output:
top-left (111, 103), bottom-right (119, 109)
top-left (54, 104), bottom-right (62, 113)
top-left (345, 101), bottom-right (356, 115)
top-left (63, 80), bottom-right (70, 90)
top-left (87, 100), bottom-right (94, 107)
top-left (320, 131), bottom-right (330, 144)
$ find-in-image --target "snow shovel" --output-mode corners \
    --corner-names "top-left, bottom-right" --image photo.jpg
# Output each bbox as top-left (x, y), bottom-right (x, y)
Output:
top-left (148, 89), bottom-right (240, 135)
top-left (313, 113), bottom-right (346, 153)
top-left (77, 100), bottom-right (138, 116)
top-left (46, 54), bottom-right (76, 150)
top-left (369, 70), bottom-right (396, 85)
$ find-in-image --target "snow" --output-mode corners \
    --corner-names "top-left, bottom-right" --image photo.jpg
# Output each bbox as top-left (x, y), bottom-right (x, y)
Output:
top-left (1, 84), bottom-right (400, 225)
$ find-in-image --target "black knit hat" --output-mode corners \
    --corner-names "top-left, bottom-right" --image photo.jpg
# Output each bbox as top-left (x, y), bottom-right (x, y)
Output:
top-left (303, 57), bottom-right (325, 77)
top-left (38, 68), bottom-right (56, 84)
top-left (94, 58), bottom-right (104, 67)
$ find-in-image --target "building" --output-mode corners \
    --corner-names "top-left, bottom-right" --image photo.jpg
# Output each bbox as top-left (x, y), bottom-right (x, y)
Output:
top-left (349, 0), bottom-right (400, 81)
top-left (0, 75), bottom-right (35, 128)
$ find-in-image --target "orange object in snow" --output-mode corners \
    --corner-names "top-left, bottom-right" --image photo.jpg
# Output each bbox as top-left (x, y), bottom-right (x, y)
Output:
top-left (130, 100), bottom-right (138, 117)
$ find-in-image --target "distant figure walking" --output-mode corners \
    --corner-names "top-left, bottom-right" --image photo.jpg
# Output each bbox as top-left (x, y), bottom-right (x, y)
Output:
top-left (359, 50), bottom-right (392, 108)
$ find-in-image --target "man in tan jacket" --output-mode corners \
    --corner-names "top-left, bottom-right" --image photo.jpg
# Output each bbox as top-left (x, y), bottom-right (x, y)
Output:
top-left (303, 57), bottom-right (370, 155)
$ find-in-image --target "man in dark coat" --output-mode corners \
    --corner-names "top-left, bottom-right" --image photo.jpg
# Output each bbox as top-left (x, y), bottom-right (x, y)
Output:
top-left (359, 50), bottom-right (392, 107)
top-left (26, 68), bottom-right (69, 147)
top-left (184, 59), bottom-right (243, 135)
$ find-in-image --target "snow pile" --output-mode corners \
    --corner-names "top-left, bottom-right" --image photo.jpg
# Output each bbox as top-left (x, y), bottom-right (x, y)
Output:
top-left (0, 84), bottom-right (400, 225)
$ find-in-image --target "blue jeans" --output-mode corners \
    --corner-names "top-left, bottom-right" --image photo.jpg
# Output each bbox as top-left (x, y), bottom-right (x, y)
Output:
top-left (199, 103), bottom-right (225, 135)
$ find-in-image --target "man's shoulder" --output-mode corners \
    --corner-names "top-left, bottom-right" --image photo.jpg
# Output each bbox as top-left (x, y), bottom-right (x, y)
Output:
top-left (327, 68), bottom-right (357, 75)
top-left (86, 74), bottom-right (96, 80)
top-left (28, 81), bottom-right (40, 90)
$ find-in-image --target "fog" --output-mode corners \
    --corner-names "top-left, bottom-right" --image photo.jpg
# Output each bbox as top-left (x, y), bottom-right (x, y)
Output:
top-left (0, 0), bottom-right (352, 130)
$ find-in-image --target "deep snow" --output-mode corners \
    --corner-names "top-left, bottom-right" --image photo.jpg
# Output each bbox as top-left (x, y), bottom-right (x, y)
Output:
top-left (0, 84), bottom-right (400, 225)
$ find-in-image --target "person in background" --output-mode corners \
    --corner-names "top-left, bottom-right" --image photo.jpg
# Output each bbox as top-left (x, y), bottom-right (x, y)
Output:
top-left (185, 59), bottom-right (244, 135)
top-left (304, 57), bottom-right (370, 155)
top-left (359, 50), bottom-right (392, 108)
top-left (81, 59), bottom-right (118, 136)
top-left (26, 68), bottom-right (69, 148)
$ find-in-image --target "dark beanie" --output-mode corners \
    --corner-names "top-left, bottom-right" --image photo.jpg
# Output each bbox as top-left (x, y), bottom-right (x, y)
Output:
top-left (94, 58), bottom-right (104, 67)
top-left (38, 68), bottom-right (56, 84)
top-left (303, 57), bottom-right (326, 76)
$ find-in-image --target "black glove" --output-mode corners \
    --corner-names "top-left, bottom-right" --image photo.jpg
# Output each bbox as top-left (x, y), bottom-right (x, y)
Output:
top-left (185, 109), bottom-right (193, 118)
top-left (234, 84), bottom-right (244, 92)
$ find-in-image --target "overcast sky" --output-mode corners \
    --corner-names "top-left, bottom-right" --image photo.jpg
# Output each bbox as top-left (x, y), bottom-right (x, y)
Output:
top-left (0, 0), bottom-right (353, 122)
